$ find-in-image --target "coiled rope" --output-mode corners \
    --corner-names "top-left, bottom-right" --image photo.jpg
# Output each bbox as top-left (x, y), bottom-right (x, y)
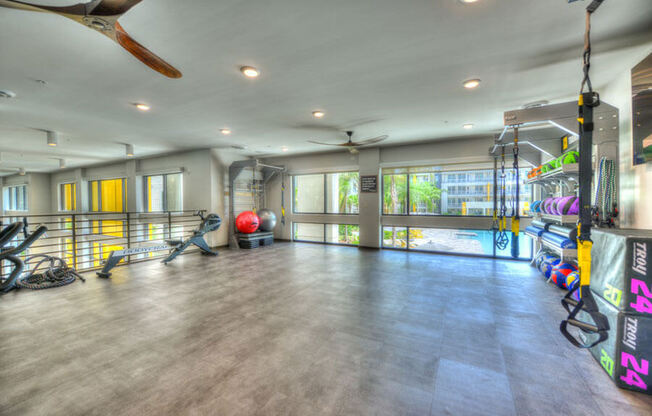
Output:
top-left (16, 255), bottom-right (85, 290)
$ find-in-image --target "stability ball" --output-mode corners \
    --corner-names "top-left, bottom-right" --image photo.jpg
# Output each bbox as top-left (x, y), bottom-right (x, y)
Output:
top-left (236, 211), bottom-right (260, 234)
top-left (257, 209), bottom-right (277, 232)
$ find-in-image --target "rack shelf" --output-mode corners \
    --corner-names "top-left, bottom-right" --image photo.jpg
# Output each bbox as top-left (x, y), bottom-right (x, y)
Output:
top-left (526, 163), bottom-right (579, 185)
top-left (541, 238), bottom-right (577, 260)
top-left (535, 213), bottom-right (578, 225)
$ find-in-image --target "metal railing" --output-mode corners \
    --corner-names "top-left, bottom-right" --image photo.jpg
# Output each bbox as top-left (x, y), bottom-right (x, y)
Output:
top-left (0, 210), bottom-right (206, 276)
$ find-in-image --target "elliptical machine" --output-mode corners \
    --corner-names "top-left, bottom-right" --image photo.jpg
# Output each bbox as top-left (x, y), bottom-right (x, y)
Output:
top-left (0, 221), bottom-right (48, 293)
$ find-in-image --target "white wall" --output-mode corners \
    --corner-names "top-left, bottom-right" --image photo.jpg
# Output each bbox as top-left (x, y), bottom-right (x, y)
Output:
top-left (601, 48), bottom-right (652, 230)
top-left (0, 172), bottom-right (51, 216)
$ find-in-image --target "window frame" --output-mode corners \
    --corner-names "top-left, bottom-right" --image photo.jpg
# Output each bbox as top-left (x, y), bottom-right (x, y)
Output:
top-left (292, 222), bottom-right (360, 247)
top-left (88, 178), bottom-right (127, 213)
top-left (292, 172), bottom-right (360, 215)
top-left (2, 185), bottom-right (28, 212)
top-left (144, 172), bottom-right (183, 212)
top-left (59, 182), bottom-right (77, 212)
top-left (381, 167), bottom-right (532, 218)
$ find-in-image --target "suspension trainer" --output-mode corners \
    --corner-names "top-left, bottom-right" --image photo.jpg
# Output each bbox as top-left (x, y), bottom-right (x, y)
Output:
top-left (511, 127), bottom-right (520, 259)
top-left (495, 145), bottom-right (509, 251)
top-left (560, 0), bottom-right (609, 348)
top-left (280, 171), bottom-right (286, 226)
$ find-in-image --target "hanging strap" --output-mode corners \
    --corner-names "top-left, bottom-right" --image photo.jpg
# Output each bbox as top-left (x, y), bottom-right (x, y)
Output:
top-left (511, 127), bottom-right (520, 259)
top-left (280, 172), bottom-right (286, 226)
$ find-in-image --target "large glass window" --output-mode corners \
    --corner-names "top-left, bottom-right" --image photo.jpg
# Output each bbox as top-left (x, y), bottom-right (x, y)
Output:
top-left (293, 223), bottom-right (359, 246)
top-left (89, 178), bottom-right (126, 212)
top-left (2, 185), bottom-right (28, 211)
top-left (382, 226), bottom-right (531, 259)
top-left (382, 166), bottom-right (531, 217)
top-left (145, 173), bottom-right (182, 212)
top-left (293, 172), bottom-right (359, 214)
top-left (59, 183), bottom-right (77, 211)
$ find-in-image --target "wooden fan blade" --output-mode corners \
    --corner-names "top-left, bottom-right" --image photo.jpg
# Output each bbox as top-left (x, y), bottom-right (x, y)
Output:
top-left (353, 135), bottom-right (389, 146)
top-left (89, 0), bottom-right (142, 16)
top-left (307, 140), bottom-right (345, 147)
top-left (114, 22), bottom-right (182, 78)
top-left (0, 0), bottom-right (87, 14)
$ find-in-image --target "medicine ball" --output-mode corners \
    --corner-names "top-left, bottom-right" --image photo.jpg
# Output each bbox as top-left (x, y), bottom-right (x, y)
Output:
top-left (551, 197), bottom-right (563, 215)
top-left (257, 208), bottom-right (277, 232)
top-left (557, 196), bottom-right (578, 215)
top-left (531, 200), bottom-right (542, 213)
top-left (565, 271), bottom-right (580, 291)
top-left (568, 197), bottom-right (579, 215)
top-left (551, 263), bottom-right (578, 288)
top-left (235, 211), bottom-right (260, 234)
top-left (543, 198), bottom-right (555, 214)
top-left (539, 254), bottom-right (561, 279)
top-left (560, 151), bottom-right (579, 165)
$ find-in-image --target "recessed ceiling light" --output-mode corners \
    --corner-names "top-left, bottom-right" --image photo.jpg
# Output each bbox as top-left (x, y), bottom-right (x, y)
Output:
top-left (47, 130), bottom-right (58, 147)
top-left (463, 79), bottom-right (481, 89)
top-left (134, 103), bottom-right (150, 111)
top-left (463, 123), bottom-right (474, 129)
top-left (240, 66), bottom-right (260, 78)
top-left (221, 128), bottom-right (232, 135)
top-left (126, 144), bottom-right (134, 157)
top-left (459, 0), bottom-right (480, 3)
top-left (281, 146), bottom-right (289, 152)
top-left (312, 110), bottom-right (325, 119)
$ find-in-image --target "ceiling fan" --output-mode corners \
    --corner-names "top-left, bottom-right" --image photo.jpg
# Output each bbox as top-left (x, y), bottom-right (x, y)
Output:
top-left (308, 131), bottom-right (388, 154)
top-left (0, 0), bottom-right (182, 78)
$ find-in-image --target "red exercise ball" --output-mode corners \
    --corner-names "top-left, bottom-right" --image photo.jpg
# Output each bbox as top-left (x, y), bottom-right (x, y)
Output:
top-left (236, 211), bottom-right (260, 234)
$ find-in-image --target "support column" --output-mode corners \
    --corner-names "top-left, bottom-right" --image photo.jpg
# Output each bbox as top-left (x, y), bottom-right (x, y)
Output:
top-left (125, 159), bottom-right (138, 212)
top-left (358, 148), bottom-right (380, 248)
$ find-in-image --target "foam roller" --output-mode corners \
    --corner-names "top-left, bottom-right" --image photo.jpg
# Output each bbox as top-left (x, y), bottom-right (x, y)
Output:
top-left (525, 226), bottom-right (545, 237)
top-left (542, 232), bottom-right (577, 249)
top-left (549, 225), bottom-right (577, 240)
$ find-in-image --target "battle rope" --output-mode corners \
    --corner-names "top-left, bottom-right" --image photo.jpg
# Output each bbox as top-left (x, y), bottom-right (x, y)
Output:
top-left (16, 255), bottom-right (85, 290)
top-left (592, 157), bottom-right (617, 227)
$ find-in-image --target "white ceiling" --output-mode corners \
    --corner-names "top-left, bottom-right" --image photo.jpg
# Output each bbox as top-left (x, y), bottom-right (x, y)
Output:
top-left (0, 0), bottom-right (651, 174)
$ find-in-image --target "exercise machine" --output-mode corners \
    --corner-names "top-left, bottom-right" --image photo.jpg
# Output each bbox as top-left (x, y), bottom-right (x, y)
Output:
top-left (0, 221), bottom-right (48, 293)
top-left (97, 211), bottom-right (221, 278)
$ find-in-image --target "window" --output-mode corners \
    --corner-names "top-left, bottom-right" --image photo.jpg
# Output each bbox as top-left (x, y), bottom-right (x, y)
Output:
top-left (2, 185), bottom-right (28, 211)
top-left (293, 172), bottom-right (359, 214)
top-left (145, 173), bottom-right (182, 212)
top-left (89, 178), bottom-right (126, 212)
top-left (59, 183), bottom-right (77, 211)
top-left (293, 223), bottom-right (360, 246)
top-left (382, 226), bottom-right (532, 259)
top-left (382, 166), bottom-right (532, 217)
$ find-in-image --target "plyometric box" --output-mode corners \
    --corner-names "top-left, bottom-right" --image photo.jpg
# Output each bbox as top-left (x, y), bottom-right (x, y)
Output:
top-left (590, 229), bottom-right (651, 315)
top-left (237, 231), bottom-right (274, 249)
top-left (578, 291), bottom-right (652, 394)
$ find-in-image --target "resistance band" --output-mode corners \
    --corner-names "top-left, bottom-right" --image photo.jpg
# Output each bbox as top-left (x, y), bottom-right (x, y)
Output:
top-left (560, 0), bottom-right (609, 349)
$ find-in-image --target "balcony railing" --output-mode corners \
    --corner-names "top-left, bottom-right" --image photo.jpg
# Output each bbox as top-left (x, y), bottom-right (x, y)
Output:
top-left (0, 210), bottom-right (206, 276)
